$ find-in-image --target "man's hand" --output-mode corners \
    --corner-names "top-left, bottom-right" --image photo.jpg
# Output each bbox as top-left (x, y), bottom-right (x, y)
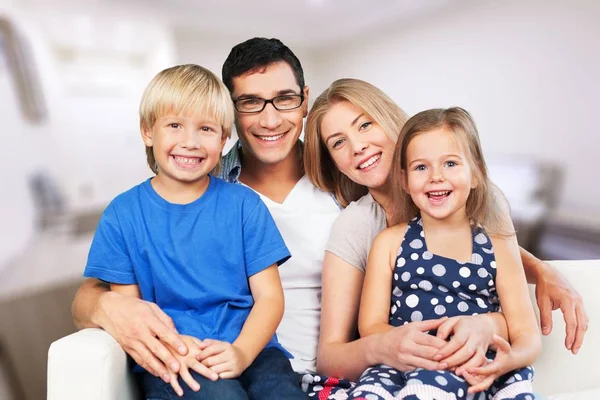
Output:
top-left (95, 291), bottom-right (188, 381)
top-left (535, 263), bottom-right (588, 354)
top-left (197, 339), bottom-right (251, 379)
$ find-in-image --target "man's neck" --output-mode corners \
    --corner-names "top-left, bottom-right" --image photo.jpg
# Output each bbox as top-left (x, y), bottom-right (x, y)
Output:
top-left (239, 142), bottom-right (303, 203)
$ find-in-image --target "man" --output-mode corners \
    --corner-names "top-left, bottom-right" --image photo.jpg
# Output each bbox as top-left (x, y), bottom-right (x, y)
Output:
top-left (72, 37), bottom-right (587, 389)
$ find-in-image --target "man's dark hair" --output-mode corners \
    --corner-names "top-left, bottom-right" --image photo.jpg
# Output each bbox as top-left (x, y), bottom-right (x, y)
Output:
top-left (222, 37), bottom-right (305, 94)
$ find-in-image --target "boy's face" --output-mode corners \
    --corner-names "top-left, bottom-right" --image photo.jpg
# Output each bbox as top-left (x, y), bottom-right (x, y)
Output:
top-left (231, 62), bottom-right (309, 166)
top-left (142, 113), bottom-right (226, 189)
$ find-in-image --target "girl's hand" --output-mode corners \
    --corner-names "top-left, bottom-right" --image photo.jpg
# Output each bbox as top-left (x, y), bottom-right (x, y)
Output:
top-left (197, 339), bottom-right (251, 379)
top-left (433, 315), bottom-right (496, 371)
top-left (373, 318), bottom-right (449, 372)
top-left (463, 335), bottom-right (515, 393)
top-left (164, 335), bottom-right (219, 397)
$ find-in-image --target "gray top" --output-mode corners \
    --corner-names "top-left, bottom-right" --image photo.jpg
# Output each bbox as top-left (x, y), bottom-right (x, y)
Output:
top-left (325, 193), bottom-right (387, 273)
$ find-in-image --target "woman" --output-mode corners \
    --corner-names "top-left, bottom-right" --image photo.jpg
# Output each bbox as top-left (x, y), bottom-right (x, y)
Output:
top-left (302, 79), bottom-right (586, 388)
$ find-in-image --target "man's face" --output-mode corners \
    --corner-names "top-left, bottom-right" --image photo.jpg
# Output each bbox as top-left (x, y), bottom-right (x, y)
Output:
top-left (231, 62), bottom-right (309, 166)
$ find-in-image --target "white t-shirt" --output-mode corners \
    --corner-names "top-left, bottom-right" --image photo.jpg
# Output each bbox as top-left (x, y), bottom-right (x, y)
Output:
top-left (251, 175), bottom-right (340, 373)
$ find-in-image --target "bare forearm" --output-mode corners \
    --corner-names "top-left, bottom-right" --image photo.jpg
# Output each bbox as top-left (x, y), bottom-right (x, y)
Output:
top-left (317, 335), bottom-right (379, 381)
top-left (487, 313), bottom-right (509, 341)
top-left (519, 247), bottom-right (545, 284)
top-left (508, 334), bottom-right (542, 371)
top-left (233, 296), bottom-right (283, 364)
top-left (71, 278), bottom-right (110, 330)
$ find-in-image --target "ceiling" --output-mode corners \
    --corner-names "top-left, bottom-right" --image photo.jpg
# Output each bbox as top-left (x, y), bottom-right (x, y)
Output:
top-left (15, 0), bottom-right (467, 48)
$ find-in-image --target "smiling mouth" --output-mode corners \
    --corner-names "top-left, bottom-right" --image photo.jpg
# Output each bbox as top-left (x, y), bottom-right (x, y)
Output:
top-left (254, 132), bottom-right (286, 142)
top-left (172, 155), bottom-right (203, 165)
top-left (427, 190), bottom-right (452, 201)
top-left (358, 154), bottom-right (381, 170)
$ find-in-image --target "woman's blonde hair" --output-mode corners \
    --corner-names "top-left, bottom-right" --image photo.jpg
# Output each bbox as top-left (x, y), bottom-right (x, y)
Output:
top-left (304, 78), bottom-right (409, 207)
top-left (390, 107), bottom-right (513, 234)
top-left (139, 64), bottom-right (234, 174)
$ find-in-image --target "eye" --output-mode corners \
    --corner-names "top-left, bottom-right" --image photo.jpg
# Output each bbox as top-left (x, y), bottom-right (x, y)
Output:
top-left (200, 126), bottom-right (215, 132)
top-left (331, 138), bottom-right (345, 149)
top-left (168, 123), bottom-right (181, 129)
top-left (359, 121), bottom-right (372, 131)
top-left (445, 160), bottom-right (457, 167)
top-left (414, 164), bottom-right (427, 171)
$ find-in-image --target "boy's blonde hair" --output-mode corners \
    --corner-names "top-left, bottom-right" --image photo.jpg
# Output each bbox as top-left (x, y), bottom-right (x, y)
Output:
top-left (390, 107), bottom-right (513, 234)
top-left (304, 78), bottom-right (409, 207)
top-left (139, 64), bottom-right (234, 174)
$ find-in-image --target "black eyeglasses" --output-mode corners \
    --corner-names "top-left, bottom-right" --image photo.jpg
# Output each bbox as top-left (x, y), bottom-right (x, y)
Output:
top-left (233, 94), bottom-right (304, 113)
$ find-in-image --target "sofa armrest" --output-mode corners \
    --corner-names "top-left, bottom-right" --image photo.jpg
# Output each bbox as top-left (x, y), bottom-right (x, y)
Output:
top-left (47, 328), bottom-right (139, 400)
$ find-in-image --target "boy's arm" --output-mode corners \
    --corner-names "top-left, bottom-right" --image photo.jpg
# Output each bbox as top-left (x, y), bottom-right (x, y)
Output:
top-left (110, 283), bottom-right (142, 298)
top-left (234, 264), bottom-right (284, 366)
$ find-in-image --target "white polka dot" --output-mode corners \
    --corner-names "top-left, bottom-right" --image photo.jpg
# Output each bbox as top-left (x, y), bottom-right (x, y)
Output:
top-left (396, 257), bottom-right (406, 267)
top-left (417, 219), bottom-right (423, 226)
top-left (474, 233), bottom-right (488, 245)
top-left (411, 253), bottom-right (419, 260)
top-left (434, 305), bottom-right (446, 315)
top-left (394, 273), bottom-right (398, 281)
top-left (398, 246), bottom-right (403, 255)
top-left (313, 376), bottom-right (321, 382)
top-left (458, 388), bottom-right (464, 397)
top-left (410, 239), bottom-right (424, 249)
top-left (469, 284), bottom-right (477, 291)
top-left (420, 230), bottom-right (425, 238)
top-left (422, 251), bottom-right (433, 260)
top-left (458, 292), bottom-right (471, 300)
top-left (457, 301), bottom-right (469, 312)
top-left (401, 272), bottom-right (411, 282)
top-left (478, 267), bottom-right (488, 278)
top-left (483, 247), bottom-right (494, 254)
top-left (406, 378), bottom-right (423, 385)
top-left (405, 294), bottom-right (419, 308)
top-left (396, 300), bottom-right (401, 307)
top-left (478, 289), bottom-right (490, 297)
top-left (472, 253), bottom-right (484, 265)
top-left (452, 281), bottom-right (460, 288)
top-left (416, 267), bottom-right (425, 275)
top-left (391, 305), bottom-right (397, 314)
top-left (366, 395), bottom-right (379, 400)
top-left (490, 261), bottom-right (496, 269)
top-left (313, 385), bottom-right (323, 391)
top-left (476, 298), bottom-right (488, 309)
top-left (438, 285), bottom-right (449, 293)
top-left (378, 372), bottom-right (390, 378)
top-left (411, 311), bottom-right (423, 322)
top-left (393, 286), bottom-right (403, 296)
top-left (435, 376), bottom-right (448, 386)
top-left (410, 283), bottom-right (418, 289)
top-left (432, 264), bottom-right (446, 276)
top-left (431, 298), bottom-right (439, 305)
top-left (488, 279), bottom-right (494, 286)
top-left (516, 374), bottom-right (523, 381)
top-left (459, 267), bottom-right (471, 278)
top-left (445, 296), bottom-right (454, 303)
top-left (525, 396), bottom-right (533, 400)
top-left (418, 280), bottom-right (433, 291)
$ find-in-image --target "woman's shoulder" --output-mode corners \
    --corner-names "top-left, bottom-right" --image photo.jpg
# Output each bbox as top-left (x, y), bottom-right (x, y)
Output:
top-left (336, 193), bottom-right (385, 226)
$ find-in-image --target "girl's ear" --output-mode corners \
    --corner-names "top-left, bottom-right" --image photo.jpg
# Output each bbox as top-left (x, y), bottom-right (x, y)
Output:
top-left (401, 169), bottom-right (410, 193)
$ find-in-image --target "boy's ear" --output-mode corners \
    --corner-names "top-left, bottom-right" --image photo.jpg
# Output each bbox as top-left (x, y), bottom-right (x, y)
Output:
top-left (141, 125), bottom-right (153, 147)
top-left (302, 86), bottom-right (310, 118)
top-left (220, 134), bottom-right (228, 151)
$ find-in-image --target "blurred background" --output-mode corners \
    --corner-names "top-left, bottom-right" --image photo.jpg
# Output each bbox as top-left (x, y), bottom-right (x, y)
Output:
top-left (0, 0), bottom-right (598, 398)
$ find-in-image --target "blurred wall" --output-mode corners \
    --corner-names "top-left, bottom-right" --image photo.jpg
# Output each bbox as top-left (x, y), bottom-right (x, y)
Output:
top-left (310, 0), bottom-right (600, 223)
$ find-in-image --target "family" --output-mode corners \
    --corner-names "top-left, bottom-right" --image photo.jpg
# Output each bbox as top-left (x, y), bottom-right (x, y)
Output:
top-left (72, 37), bottom-right (589, 399)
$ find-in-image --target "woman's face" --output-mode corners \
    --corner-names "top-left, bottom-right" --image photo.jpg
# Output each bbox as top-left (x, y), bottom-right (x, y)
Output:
top-left (320, 101), bottom-right (396, 191)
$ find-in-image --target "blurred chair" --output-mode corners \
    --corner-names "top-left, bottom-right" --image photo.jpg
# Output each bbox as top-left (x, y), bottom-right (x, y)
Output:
top-left (47, 261), bottom-right (599, 400)
top-left (487, 157), bottom-right (563, 254)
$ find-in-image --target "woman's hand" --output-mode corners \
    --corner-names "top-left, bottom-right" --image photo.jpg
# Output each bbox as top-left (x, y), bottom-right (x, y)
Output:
top-left (370, 318), bottom-right (449, 372)
top-left (433, 315), bottom-right (496, 373)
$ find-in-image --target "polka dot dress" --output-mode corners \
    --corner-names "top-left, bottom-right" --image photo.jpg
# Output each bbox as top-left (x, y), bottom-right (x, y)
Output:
top-left (345, 216), bottom-right (535, 400)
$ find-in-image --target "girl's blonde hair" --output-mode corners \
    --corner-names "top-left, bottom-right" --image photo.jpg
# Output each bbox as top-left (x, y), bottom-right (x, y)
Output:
top-left (139, 64), bottom-right (234, 174)
top-left (390, 107), bottom-right (513, 234)
top-left (304, 78), bottom-right (409, 207)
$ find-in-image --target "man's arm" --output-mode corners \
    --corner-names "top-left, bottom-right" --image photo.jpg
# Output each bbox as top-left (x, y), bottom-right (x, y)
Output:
top-left (71, 278), bottom-right (188, 381)
top-left (519, 247), bottom-right (588, 354)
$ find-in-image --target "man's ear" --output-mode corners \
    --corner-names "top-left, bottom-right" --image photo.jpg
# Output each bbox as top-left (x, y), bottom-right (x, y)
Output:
top-left (141, 125), bottom-right (153, 147)
top-left (302, 86), bottom-right (310, 117)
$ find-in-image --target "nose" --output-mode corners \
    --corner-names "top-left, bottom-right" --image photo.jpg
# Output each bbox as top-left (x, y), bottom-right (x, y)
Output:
top-left (181, 128), bottom-right (201, 149)
top-left (430, 166), bottom-right (445, 182)
top-left (258, 102), bottom-right (283, 130)
top-left (350, 136), bottom-right (368, 155)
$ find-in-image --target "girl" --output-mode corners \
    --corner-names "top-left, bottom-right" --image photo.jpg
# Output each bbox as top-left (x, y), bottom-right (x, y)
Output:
top-left (352, 107), bottom-right (541, 399)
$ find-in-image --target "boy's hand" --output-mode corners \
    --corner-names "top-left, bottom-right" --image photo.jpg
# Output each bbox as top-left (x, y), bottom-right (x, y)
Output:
top-left (462, 335), bottom-right (515, 393)
top-left (433, 315), bottom-right (495, 370)
top-left (197, 339), bottom-right (251, 379)
top-left (164, 335), bottom-right (219, 397)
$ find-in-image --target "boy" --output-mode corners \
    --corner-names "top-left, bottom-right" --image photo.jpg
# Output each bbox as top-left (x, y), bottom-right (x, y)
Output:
top-left (83, 64), bottom-right (307, 399)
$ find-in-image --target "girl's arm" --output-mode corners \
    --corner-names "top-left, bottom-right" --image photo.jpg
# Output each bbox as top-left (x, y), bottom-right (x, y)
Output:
top-left (317, 227), bottom-right (448, 381)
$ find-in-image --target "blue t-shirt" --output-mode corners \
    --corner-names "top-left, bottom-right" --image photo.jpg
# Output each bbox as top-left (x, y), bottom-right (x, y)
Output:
top-left (83, 176), bottom-right (291, 353)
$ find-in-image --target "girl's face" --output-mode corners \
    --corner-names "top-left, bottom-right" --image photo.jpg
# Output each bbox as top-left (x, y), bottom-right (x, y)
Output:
top-left (320, 101), bottom-right (396, 191)
top-left (402, 127), bottom-right (477, 222)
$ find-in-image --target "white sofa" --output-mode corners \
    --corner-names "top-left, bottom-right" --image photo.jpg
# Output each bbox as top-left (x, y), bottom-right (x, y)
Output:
top-left (48, 260), bottom-right (599, 400)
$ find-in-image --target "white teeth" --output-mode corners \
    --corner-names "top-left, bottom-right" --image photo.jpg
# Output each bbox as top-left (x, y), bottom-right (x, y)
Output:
top-left (358, 154), bottom-right (381, 169)
top-left (173, 156), bottom-right (200, 164)
top-left (258, 134), bottom-right (284, 141)
top-left (428, 191), bottom-right (450, 196)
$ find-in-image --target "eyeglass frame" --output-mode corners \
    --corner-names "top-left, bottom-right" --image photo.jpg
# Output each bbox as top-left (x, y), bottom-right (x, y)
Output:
top-left (232, 93), bottom-right (305, 114)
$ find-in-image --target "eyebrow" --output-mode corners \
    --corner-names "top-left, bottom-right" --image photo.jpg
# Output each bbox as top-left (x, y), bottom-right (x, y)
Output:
top-left (324, 113), bottom-right (365, 144)
top-left (235, 89), bottom-right (300, 99)
top-left (407, 154), bottom-right (462, 167)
